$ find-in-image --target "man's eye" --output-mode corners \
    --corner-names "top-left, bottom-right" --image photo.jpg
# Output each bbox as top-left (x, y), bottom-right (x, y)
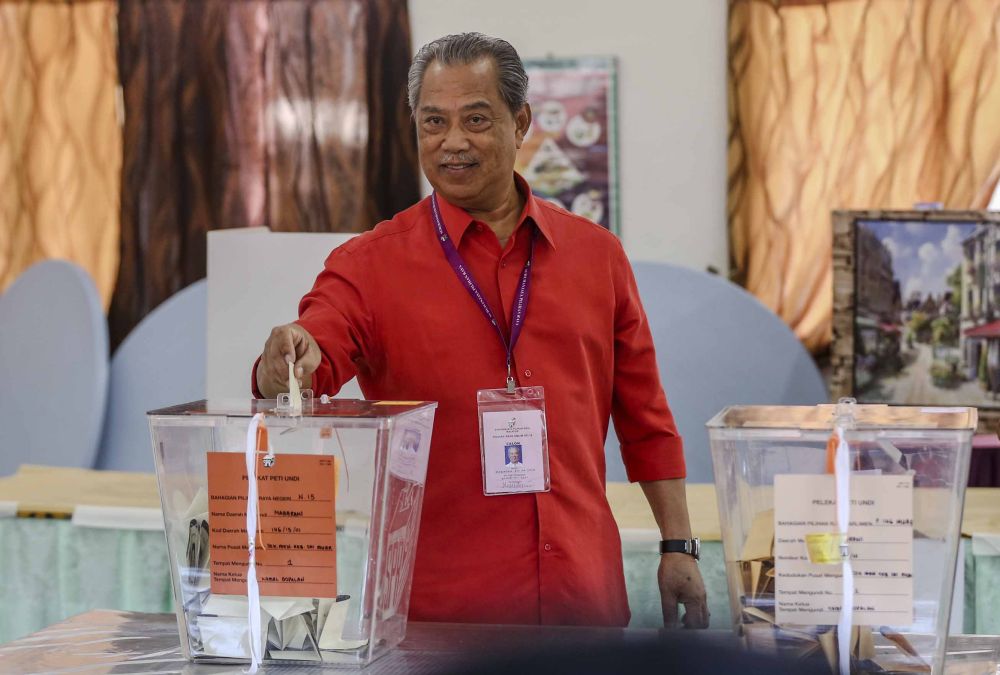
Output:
top-left (424, 116), bottom-right (443, 126)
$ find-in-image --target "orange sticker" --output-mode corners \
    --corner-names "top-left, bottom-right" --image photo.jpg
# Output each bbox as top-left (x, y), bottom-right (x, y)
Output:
top-left (207, 452), bottom-right (337, 598)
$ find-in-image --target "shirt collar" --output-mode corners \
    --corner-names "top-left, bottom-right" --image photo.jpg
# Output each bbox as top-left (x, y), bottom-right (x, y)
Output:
top-left (432, 172), bottom-right (557, 249)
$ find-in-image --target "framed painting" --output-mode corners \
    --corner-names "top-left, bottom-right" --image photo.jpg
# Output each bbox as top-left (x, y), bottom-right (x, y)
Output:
top-left (831, 210), bottom-right (1000, 430)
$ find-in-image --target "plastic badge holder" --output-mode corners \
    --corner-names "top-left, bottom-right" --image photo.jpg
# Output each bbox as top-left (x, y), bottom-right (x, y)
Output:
top-left (477, 386), bottom-right (551, 495)
top-left (149, 397), bottom-right (437, 668)
top-left (707, 401), bottom-right (976, 675)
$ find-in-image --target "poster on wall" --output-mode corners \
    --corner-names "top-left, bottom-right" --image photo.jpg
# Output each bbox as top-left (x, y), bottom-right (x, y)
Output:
top-left (514, 56), bottom-right (619, 235)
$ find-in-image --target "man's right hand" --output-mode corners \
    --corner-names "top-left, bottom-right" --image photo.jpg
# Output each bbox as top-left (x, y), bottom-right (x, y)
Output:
top-left (256, 323), bottom-right (321, 398)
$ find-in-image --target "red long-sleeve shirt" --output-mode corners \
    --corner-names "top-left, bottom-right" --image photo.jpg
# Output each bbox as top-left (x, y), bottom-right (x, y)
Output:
top-left (255, 176), bottom-right (685, 625)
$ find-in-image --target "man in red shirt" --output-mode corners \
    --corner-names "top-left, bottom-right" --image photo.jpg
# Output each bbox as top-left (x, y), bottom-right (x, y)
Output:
top-left (255, 32), bottom-right (708, 629)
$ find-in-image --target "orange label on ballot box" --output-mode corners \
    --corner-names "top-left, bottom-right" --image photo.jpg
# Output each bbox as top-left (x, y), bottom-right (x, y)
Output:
top-left (207, 452), bottom-right (337, 598)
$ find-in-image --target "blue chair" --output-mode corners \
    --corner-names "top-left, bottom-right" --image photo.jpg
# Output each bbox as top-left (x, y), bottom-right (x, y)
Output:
top-left (606, 262), bottom-right (828, 483)
top-left (0, 260), bottom-right (108, 475)
top-left (96, 280), bottom-right (206, 472)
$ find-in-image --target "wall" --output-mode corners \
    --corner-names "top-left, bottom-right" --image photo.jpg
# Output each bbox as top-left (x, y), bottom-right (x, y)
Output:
top-left (409, 0), bottom-right (728, 272)
top-left (206, 229), bottom-right (362, 400)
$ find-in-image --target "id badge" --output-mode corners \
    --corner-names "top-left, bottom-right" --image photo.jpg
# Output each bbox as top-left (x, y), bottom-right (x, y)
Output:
top-left (477, 386), bottom-right (551, 495)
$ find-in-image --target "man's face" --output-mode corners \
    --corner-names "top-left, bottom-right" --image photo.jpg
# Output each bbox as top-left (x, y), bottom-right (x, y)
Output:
top-left (508, 447), bottom-right (520, 463)
top-left (415, 58), bottom-right (530, 210)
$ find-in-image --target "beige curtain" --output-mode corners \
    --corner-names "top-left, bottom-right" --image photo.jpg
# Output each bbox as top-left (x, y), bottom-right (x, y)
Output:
top-left (728, 0), bottom-right (1000, 352)
top-left (0, 1), bottom-right (121, 307)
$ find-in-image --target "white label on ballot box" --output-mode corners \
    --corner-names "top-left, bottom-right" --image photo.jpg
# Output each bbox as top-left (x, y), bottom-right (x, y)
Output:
top-left (774, 474), bottom-right (913, 626)
top-left (388, 420), bottom-right (432, 485)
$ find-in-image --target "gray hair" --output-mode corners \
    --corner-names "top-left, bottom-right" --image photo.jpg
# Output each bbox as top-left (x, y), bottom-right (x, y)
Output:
top-left (407, 32), bottom-right (528, 115)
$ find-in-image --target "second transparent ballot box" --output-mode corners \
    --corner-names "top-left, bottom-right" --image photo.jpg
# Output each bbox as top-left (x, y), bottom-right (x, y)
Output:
top-left (707, 403), bottom-right (976, 674)
top-left (148, 398), bottom-right (437, 667)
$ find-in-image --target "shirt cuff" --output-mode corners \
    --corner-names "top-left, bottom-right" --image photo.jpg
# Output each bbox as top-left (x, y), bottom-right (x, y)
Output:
top-left (622, 435), bottom-right (687, 483)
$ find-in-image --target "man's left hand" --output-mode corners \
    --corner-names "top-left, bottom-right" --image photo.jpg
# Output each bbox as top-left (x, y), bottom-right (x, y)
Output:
top-left (657, 552), bottom-right (709, 629)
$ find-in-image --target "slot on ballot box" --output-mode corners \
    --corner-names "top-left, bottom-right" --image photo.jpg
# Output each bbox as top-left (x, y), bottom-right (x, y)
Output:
top-left (149, 398), bottom-right (437, 668)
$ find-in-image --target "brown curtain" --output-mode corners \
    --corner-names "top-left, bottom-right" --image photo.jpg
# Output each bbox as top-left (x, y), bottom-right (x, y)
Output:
top-left (111, 0), bottom-right (418, 347)
top-left (728, 0), bottom-right (1000, 353)
top-left (0, 0), bottom-right (121, 308)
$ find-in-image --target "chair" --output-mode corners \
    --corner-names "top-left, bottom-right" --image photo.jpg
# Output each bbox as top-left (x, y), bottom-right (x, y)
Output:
top-left (605, 262), bottom-right (828, 483)
top-left (96, 280), bottom-right (206, 472)
top-left (0, 260), bottom-right (108, 476)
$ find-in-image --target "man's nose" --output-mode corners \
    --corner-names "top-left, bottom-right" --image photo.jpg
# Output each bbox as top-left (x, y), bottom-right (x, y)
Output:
top-left (441, 122), bottom-right (470, 152)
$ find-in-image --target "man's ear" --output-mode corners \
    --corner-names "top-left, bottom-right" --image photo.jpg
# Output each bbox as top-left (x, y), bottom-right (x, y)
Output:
top-left (514, 103), bottom-right (532, 149)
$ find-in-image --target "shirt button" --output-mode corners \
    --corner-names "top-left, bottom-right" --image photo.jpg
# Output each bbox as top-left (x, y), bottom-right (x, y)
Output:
top-left (501, 261), bottom-right (507, 268)
top-left (543, 543), bottom-right (552, 552)
top-left (524, 369), bottom-right (532, 378)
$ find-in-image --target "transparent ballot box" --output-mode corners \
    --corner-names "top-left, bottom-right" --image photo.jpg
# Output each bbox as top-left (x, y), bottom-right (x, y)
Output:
top-left (148, 398), bottom-right (437, 668)
top-left (707, 402), bottom-right (976, 674)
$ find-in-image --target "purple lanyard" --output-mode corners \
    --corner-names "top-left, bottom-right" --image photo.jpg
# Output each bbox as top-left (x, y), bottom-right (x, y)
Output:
top-left (431, 192), bottom-right (534, 393)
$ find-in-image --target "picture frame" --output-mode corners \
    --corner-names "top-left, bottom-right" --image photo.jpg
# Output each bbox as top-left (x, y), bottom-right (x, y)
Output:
top-left (831, 209), bottom-right (1000, 432)
top-left (515, 56), bottom-right (620, 235)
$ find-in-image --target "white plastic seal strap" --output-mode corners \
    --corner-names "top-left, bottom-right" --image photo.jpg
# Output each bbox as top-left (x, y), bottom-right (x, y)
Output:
top-left (834, 425), bottom-right (853, 675)
top-left (244, 412), bottom-right (265, 673)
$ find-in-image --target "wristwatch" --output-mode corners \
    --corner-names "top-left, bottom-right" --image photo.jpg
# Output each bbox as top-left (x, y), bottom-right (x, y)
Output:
top-left (660, 538), bottom-right (700, 561)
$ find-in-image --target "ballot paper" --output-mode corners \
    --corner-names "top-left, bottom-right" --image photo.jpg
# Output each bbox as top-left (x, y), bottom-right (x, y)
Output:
top-left (260, 597), bottom-right (314, 622)
top-left (198, 594), bottom-right (326, 659)
top-left (318, 598), bottom-right (368, 651)
top-left (288, 360), bottom-right (302, 415)
top-left (741, 509), bottom-right (775, 561)
top-left (197, 597), bottom-right (268, 659)
top-left (202, 594), bottom-right (250, 617)
top-left (774, 474), bottom-right (913, 626)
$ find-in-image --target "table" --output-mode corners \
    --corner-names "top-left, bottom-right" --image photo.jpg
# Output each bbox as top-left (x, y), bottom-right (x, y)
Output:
top-left (1, 610), bottom-right (997, 675)
top-left (0, 610), bottom-right (661, 674)
top-left (2, 468), bottom-right (999, 646)
top-left (0, 610), bottom-right (756, 675)
top-left (0, 514), bottom-right (732, 644)
top-left (0, 470), bottom-right (735, 643)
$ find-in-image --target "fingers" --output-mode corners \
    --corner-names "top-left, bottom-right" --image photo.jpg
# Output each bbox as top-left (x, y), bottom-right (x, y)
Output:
top-left (259, 324), bottom-right (304, 395)
top-left (681, 596), bottom-right (710, 629)
top-left (659, 556), bottom-right (709, 630)
top-left (659, 585), bottom-right (679, 629)
top-left (264, 328), bottom-right (293, 382)
top-left (277, 326), bottom-right (296, 364)
top-left (678, 570), bottom-right (709, 629)
top-left (290, 330), bottom-right (312, 372)
top-left (290, 327), bottom-right (321, 375)
top-left (258, 324), bottom-right (323, 397)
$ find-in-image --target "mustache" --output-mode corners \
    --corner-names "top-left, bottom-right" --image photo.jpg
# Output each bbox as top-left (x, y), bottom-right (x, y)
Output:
top-left (440, 153), bottom-right (478, 164)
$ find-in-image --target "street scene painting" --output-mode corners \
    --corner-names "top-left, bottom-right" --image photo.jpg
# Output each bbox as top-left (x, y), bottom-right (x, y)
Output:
top-left (854, 219), bottom-right (1000, 407)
